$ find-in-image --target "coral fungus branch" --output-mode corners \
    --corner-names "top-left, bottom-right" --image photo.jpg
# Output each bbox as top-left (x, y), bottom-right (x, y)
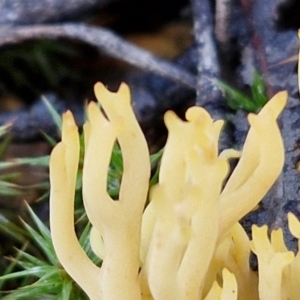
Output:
top-left (50, 112), bottom-right (101, 300)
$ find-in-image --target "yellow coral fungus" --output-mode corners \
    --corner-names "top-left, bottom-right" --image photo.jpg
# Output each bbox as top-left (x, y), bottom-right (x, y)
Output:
top-left (50, 82), bottom-right (289, 300)
top-left (50, 83), bottom-right (150, 300)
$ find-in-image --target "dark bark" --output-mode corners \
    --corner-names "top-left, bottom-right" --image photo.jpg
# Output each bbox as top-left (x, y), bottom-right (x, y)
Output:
top-left (230, 0), bottom-right (299, 251)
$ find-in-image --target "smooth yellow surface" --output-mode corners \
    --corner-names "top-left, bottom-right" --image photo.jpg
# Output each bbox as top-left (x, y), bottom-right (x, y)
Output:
top-left (49, 83), bottom-right (300, 300)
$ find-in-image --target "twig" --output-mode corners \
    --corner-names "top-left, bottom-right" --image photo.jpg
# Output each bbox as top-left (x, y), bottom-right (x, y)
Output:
top-left (190, 0), bottom-right (221, 105)
top-left (0, 23), bottom-right (197, 90)
top-left (0, 0), bottom-right (114, 25)
top-left (215, 0), bottom-right (231, 44)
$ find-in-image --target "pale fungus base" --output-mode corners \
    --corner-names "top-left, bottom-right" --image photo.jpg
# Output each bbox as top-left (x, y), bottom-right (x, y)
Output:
top-left (49, 83), bottom-right (300, 300)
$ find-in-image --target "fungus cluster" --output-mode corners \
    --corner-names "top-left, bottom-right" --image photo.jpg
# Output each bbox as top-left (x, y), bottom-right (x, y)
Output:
top-left (49, 82), bottom-right (300, 300)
